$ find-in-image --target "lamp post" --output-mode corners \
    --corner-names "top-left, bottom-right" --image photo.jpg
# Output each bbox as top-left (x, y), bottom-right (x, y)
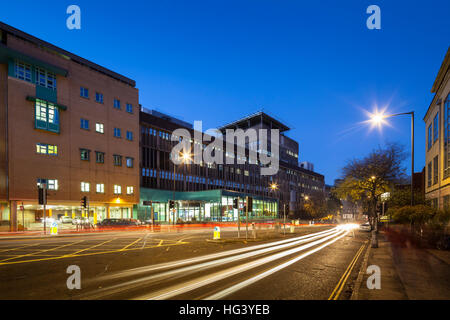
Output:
top-left (270, 183), bottom-right (284, 233)
top-left (172, 151), bottom-right (191, 225)
top-left (370, 111), bottom-right (415, 206)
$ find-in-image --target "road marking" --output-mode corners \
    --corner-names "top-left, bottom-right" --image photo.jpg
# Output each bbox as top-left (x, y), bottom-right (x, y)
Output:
top-left (120, 237), bottom-right (142, 251)
top-left (0, 242), bottom-right (185, 266)
top-left (139, 230), bottom-right (347, 300)
top-left (64, 238), bottom-right (115, 256)
top-left (157, 240), bottom-right (163, 247)
top-left (0, 242), bottom-right (41, 253)
top-left (328, 241), bottom-right (367, 300)
top-left (0, 240), bottom-right (85, 263)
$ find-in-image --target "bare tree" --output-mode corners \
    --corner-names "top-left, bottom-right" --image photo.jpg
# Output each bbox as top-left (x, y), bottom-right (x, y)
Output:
top-left (334, 143), bottom-right (407, 229)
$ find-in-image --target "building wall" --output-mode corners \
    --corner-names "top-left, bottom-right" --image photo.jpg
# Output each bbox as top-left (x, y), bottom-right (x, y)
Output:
top-left (1, 28), bottom-right (139, 226)
top-left (424, 50), bottom-right (450, 209)
top-left (140, 111), bottom-right (325, 217)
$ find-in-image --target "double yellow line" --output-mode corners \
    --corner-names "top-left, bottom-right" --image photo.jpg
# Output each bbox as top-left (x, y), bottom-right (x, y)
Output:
top-left (328, 241), bottom-right (367, 300)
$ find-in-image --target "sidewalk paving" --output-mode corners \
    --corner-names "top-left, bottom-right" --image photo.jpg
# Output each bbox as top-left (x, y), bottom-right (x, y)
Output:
top-left (353, 231), bottom-right (450, 300)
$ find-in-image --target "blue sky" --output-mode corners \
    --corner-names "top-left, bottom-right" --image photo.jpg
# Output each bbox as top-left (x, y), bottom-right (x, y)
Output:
top-left (2, 0), bottom-right (449, 184)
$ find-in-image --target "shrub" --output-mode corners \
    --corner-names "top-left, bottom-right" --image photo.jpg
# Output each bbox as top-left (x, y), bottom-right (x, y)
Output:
top-left (391, 205), bottom-right (436, 226)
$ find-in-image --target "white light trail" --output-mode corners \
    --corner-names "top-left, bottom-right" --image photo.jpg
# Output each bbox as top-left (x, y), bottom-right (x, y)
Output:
top-left (81, 228), bottom-right (341, 299)
top-left (138, 230), bottom-right (348, 300)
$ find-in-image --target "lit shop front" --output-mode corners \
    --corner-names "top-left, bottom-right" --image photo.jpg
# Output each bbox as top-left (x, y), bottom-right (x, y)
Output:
top-left (137, 188), bottom-right (278, 223)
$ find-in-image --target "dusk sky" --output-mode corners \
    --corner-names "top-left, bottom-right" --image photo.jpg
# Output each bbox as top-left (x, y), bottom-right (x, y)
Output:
top-left (2, 0), bottom-right (450, 184)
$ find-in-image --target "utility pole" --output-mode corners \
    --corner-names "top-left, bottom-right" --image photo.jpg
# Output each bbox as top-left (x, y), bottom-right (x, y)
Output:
top-left (43, 184), bottom-right (47, 234)
top-left (245, 201), bottom-right (248, 240)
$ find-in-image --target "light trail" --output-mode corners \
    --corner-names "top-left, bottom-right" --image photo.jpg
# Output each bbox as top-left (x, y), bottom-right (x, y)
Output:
top-left (137, 229), bottom-right (348, 300)
top-left (94, 227), bottom-right (339, 282)
top-left (205, 231), bottom-right (349, 299)
top-left (81, 228), bottom-right (341, 299)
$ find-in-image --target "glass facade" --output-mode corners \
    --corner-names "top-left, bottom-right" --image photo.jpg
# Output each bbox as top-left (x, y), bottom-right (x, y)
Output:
top-left (137, 188), bottom-right (278, 223)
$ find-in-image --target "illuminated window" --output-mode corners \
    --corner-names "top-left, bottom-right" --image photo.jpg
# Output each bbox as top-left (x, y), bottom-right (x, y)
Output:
top-left (126, 186), bottom-right (134, 195)
top-left (114, 185), bottom-right (121, 194)
top-left (36, 143), bottom-right (58, 156)
top-left (37, 178), bottom-right (58, 190)
top-left (126, 157), bottom-right (134, 168)
top-left (35, 99), bottom-right (59, 133)
top-left (96, 183), bottom-right (104, 193)
top-left (81, 182), bottom-right (90, 192)
top-left (96, 123), bottom-right (104, 133)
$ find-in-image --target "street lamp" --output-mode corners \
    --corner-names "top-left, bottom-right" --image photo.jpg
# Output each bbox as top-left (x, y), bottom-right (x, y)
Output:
top-left (172, 151), bottom-right (191, 224)
top-left (369, 111), bottom-right (415, 206)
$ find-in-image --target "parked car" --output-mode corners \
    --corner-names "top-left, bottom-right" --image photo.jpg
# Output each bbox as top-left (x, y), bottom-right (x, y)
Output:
top-left (41, 217), bottom-right (56, 225)
top-left (359, 222), bottom-right (371, 231)
top-left (97, 218), bottom-right (140, 228)
top-left (60, 216), bottom-right (72, 224)
top-left (72, 216), bottom-right (90, 225)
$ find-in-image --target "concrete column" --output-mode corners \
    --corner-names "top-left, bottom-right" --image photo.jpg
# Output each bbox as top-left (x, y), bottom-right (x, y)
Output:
top-left (120, 207), bottom-right (123, 219)
top-left (106, 203), bottom-right (110, 218)
top-left (9, 200), bottom-right (17, 232)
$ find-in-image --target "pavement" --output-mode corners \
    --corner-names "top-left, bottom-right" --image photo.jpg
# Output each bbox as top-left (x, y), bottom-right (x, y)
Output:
top-left (352, 230), bottom-right (450, 300)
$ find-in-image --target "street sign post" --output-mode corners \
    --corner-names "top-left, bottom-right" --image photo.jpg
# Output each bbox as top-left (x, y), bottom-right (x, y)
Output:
top-left (213, 226), bottom-right (220, 240)
top-left (50, 221), bottom-right (58, 235)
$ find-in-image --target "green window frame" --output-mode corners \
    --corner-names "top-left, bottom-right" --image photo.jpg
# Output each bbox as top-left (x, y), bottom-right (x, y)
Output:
top-left (14, 60), bottom-right (32, 82)
top-left (34, 99), bottom-right (60, 133)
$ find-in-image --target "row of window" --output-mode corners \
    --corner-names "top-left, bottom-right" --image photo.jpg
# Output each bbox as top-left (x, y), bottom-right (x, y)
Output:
top-left (81, 182), bottom-right (134, 195)
top-left (427, 155), bottom-right (439, 187)
top-left (79, 86), bottom-right (133, 113)
top-left (37, 179), bottom-right (134, 195)
top-left (80, 118), bottom-right (133, 140)
top-left (15, 60), bottom-right (56, 90)
top-left (427, 112), bottom-right (439, 150)
top-left (79, 149), bottom-right (134, 167)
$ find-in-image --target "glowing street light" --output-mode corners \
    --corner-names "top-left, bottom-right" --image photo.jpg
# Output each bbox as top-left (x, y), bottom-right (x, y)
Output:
top-left (366, 110), bottom-right (415, 206)
top-left (270, 183), bottom-right (278, 190)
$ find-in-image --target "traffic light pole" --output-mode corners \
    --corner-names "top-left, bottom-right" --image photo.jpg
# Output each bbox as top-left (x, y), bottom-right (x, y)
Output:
top-left (43, 184), bottom-right (47, 235)
top-left (283, 203), bottom-right (286, 235)
top-left (245, 202), bottom-right (248, 240)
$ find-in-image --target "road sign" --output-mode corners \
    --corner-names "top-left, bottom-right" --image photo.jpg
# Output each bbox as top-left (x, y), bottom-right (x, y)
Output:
top-left (50, 221), bottom-right (58, 235)
top-left (143, 201), bottom-right (152, 206)
top-left (213, 226), bottom-right (220, 240)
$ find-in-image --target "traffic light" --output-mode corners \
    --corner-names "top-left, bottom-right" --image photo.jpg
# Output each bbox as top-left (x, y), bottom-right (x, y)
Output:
top-left (81, 196), bottom-right (87, 208)
top-left (38, 187), bottom-right (46, 205)
top-left (246, 196), bottom-right (253, 211)
top-left (169, 200), bottom-right (175, 209)
top-left (285, 203), bottom-right (289, 213)
top-left (233, 198), bottom-right (239, 209)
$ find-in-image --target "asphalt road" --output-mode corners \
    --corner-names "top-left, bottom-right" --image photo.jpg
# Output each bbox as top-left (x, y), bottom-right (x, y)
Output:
top-left (0, 225), bottom-right (370, 300)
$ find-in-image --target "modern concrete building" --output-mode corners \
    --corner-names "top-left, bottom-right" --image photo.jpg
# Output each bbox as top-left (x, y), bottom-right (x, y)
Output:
top-left (0, 22), bottom-right (140, 231)
top-left (424, 47), bottom-right (450, 209)
top-left (138, 109), bottom-right (325, 223)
